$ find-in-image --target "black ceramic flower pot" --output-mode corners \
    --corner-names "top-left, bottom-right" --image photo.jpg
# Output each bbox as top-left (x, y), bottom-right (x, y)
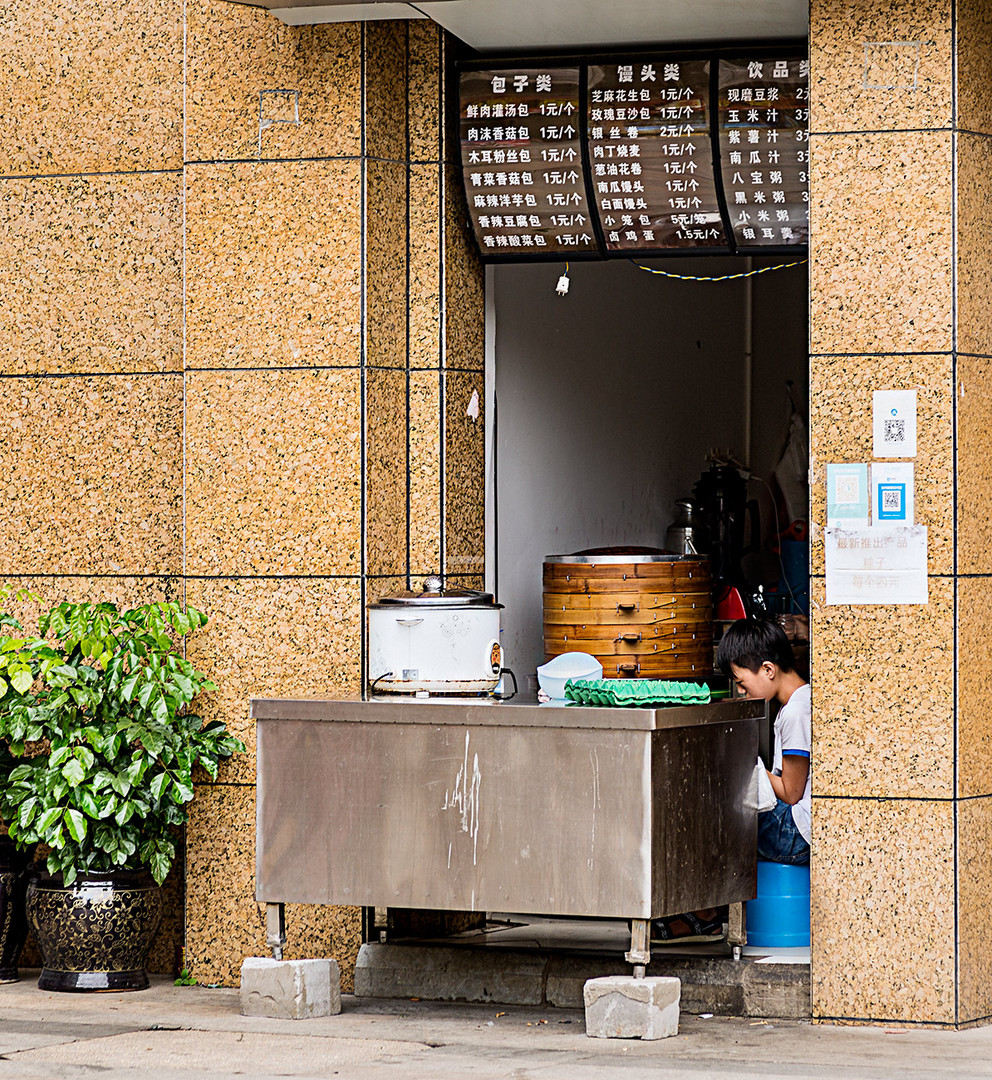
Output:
top-left (0, 837), bottom-right (35, 983)
top-left (26, 868), bottom-right (163, 992)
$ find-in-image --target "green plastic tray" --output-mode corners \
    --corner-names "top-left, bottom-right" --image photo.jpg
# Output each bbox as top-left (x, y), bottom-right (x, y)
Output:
top-left (563, 678), bottom-right (711, 707)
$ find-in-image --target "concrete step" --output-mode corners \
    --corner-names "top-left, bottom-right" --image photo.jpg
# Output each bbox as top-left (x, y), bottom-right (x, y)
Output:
top-left (354, 942), bottom-right (810, 1019)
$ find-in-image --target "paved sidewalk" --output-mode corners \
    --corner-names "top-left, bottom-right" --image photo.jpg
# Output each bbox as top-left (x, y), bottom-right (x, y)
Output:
top-left (3, 971), bottom-right (992, 1079)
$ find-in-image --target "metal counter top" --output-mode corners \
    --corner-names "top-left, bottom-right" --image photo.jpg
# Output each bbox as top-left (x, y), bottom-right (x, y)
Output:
top-left (249, 694), bottom-right (764, 731)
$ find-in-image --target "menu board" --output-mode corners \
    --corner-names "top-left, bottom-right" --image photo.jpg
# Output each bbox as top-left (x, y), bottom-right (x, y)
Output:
top-left (587, 60), bottom-right (727, 251)
top-left (717, 58), bottom-right (810, 249)
top-left (457, 52), bottom-right (809, 261)
top-left (459, 68), bottom-right (597, 258)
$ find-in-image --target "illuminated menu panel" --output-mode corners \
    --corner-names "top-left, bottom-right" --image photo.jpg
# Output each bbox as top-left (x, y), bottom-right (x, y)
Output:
top-left (717, 58), bottom-right (809, 248)
top-left (587, 59), bottom-right (727, 251)
top-left (459, 68), bottom-right (598, 258)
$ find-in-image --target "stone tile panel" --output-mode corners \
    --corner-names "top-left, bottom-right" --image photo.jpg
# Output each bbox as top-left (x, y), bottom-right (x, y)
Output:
top-left (809, 132), bottom-right (953, 356)
top-left (0, 173), bottom-right (182, 376)
top-left (364, 21), bottom-right (408, 163)
top-left (956, 136), bottom-right (992, 359)
top-left (444, 370), bottom-right (485, 580)
top-left (185, 784), bottom-right (361, 990)
top-left (184, 577), bottom-right (363, 784)
top-left (0, 375), bottom-right (182, 577)
top-left (957, 0), bottom-right (992, 135)
top-left (409, 165), bottom-right (442, 370)
top-left (186, 0), bottom-right (361, 163)
top-left (367, 369), bottom-right (409, 578)
top-left (809, 353), bottom-right (953, 576)
top-left (810, 576), bottom-right (954, 799)
top-left (408, 21), bottom-right (442, 162)
top-left (809, 0), bottom-right (952, 134)
top-left (958, 355), bottom-right (992, 574)
top-left (811, 796), bottom-right (955, 1024)
top-left (957, 576), bottom-right (992, 799)
top-left (0, 0), bottom-right (182, 175)
top-left (366, 160), bottom-right (409, 370)
top-left (185, 160), bottom-right (361, 370)
top-left (443, 166), bottom-right (485, 370)
top-left (185, 368), bottom-right (361, 577)
top-left (409, 370), bottom-right (442, 575)
top-left (958, 796), bottom-right (992, 1023)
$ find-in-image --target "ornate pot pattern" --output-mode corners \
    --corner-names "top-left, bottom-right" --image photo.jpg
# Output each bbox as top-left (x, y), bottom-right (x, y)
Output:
top-left (27, 868), bottom-right (163, 991)
top-left (0, 837), bottom-right (34, 983)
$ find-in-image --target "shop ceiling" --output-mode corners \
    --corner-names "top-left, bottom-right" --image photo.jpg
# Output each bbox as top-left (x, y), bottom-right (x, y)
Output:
top-left (251, 0), bottom-right (809, 48)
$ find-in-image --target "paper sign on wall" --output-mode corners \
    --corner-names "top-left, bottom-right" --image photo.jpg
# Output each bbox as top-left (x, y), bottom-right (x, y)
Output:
top-left (825, 525), bottom-right (928, 605)
top-left (871, 462), bottom-right (914, 524)
top-left (873, 389), bottom-right (917, 458)
top-left (827, 463), bottom-right (870, 527)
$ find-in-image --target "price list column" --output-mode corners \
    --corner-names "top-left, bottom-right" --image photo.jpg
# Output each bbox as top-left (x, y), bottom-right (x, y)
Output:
top-left (717, 58), bottom-right (810, 249)
top-left (586, 59), bottom-right (727, 252)
top-left (459, 68), bottom-right (598, 258)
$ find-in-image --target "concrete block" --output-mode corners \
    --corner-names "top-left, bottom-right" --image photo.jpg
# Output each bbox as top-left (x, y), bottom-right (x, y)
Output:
top-left (240, 957), bottom-right (341, 1020)
top-left (583, 976), bottom-right (680, 1040)
top-left (354, 943), bottom-right (546, 1005)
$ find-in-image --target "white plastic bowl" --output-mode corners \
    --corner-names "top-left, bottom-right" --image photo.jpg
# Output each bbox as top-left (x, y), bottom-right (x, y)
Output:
top-left (536, 652), bottom-right (603, 700)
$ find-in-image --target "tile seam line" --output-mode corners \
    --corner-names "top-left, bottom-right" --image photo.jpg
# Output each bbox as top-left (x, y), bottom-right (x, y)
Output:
top-left (814, 794), bottom-right (965, 803)
top-left (0, 168), bottom-right (184, 181)
top-left (809, 126), bottom-right (955, 136)
top-left (810, 351), bottom-right (954, 358)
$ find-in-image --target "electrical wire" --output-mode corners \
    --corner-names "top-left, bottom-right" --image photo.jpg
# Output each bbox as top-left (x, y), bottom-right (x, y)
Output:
top-left (629, 258), bottom-right (807, 282)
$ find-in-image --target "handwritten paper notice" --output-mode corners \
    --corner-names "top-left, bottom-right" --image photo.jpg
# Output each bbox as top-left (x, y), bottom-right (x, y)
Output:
top-left (825, 525), bottom-right (928, 605)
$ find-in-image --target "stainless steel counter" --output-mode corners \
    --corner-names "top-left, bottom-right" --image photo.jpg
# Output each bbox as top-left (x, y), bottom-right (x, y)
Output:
top-left (252, 695), bottom-right (763, 925)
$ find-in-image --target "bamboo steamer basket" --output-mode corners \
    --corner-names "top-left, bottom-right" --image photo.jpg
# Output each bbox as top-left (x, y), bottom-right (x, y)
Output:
top-left (543, 550), bottom-right (713, 679)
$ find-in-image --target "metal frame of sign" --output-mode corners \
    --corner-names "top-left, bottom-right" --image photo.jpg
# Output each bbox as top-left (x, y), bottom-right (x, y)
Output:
top-left (457, 41), bottom-right (808, 262)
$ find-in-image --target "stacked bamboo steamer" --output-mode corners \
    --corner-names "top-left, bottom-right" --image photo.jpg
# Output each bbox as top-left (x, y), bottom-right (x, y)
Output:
top-left (543, 549), bottom-right (713, 679)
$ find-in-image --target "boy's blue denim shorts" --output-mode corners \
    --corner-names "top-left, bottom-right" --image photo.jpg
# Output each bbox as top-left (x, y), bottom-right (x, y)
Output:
top-left (758, 798), bottom-right (810, 865)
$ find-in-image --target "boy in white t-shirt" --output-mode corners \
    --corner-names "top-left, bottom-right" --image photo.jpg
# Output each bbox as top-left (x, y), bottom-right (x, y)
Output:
top-left (651, 617), bottom-right (811, 944)
top-left (716, 617), bottom-right (811, 865)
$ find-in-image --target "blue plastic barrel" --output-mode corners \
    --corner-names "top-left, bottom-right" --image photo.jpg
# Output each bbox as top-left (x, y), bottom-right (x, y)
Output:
top-left (745, 860), bottom-right (810, 948)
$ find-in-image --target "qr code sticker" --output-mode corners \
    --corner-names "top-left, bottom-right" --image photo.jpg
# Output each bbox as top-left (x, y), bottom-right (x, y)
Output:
top-left (836, 476), bottom-right (860, 504)
top-left (881, 488), bottom-right (902, 513)
top-left (884, 418), bottom-right (905, 443)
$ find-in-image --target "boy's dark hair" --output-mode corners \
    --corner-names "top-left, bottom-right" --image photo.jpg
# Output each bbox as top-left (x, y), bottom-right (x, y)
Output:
top-left (716, 617), bottom-right (795, 676)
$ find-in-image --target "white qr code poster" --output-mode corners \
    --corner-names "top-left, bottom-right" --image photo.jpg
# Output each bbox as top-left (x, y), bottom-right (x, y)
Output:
top-left (873, 389), bottom-right (917, 458)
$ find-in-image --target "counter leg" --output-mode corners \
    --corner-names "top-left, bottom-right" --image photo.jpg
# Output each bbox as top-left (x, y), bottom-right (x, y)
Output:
top-left (265, 903), bottom-right (287, 961)
top-left (625, 918), bottom-right (651, 978)
top-left (728, 901), bottom-right (745, 961)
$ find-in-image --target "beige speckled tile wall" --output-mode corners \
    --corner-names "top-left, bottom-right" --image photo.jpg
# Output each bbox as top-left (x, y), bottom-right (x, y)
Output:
top-left (365, 21), bottom-right (408, 162)
top-left (956, 136), bottom-right (992, 358)
top-left (409, 165), bottom-right (443, 369)
top-left (0, 174), bottom-right (182, 376)
top-left (0, 375), bottom-right (182, 577)
top-left (185, 784), bottom-right (361, 991)
top-left (810, 577), bottom-right (954, 799)
top-left (444, 165), bottom-right (486, 370)
top-left (184, 577), bottom-right (363, 784)
top-left (444, 370), bottom-right (485, 579)
top-left (957, 0), bottom-right (992, 135)
top-left (185, 368), bottom-right (361, 577)
top-left (0, 0), bottom-right (182, 176)
top-left (409, 370), bottom-right (443, 575)
top-left (185, 0), bottom-right (361, 163)
top-left (367, 369), bottom-right (409, 577)
top-left (957, 577), bottom-right (992, 799)
top-left (809, 132), bottom-right (953, 356)
top-left (808, 353), bottom-right (953, 575)
top-left (809, 0), bottom-right (952, 134)
top-left (185, 161), bottom-right (362, 370)
top-left (957, 355), bottom-right (992, 574)
top-left (367, 160), bottom-right (409, 370)
top-left (408, 21), bottom-right (442, 162)
top-left (811, 797), bottom-right (956, 1024)
top-left (958, 797), bottom-right (992, 1022)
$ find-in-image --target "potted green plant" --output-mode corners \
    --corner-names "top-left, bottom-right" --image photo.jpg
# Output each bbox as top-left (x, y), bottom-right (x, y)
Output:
top-left (0, 586), bottom-right (40, 983)
top-left (0, 597), bottom-right (244, 991)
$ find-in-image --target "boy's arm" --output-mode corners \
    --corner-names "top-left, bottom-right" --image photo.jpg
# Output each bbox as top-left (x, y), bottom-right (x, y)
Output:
top-left (768, 753), bottom-right (809, 805)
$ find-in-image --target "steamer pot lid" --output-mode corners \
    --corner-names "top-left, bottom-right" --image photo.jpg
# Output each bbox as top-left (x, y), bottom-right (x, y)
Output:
top-left (545, 546), bottom-right (707, 564)
top-left (371, 575), bottom-right (500, 608)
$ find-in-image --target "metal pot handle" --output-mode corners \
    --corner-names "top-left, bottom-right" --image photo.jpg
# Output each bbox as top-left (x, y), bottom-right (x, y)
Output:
top-left (395, 617), bottom-right (424, 627)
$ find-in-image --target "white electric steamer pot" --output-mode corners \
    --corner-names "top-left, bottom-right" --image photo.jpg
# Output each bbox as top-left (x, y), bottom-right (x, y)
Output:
top-left (368, 576), bottom-right (505, 695)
